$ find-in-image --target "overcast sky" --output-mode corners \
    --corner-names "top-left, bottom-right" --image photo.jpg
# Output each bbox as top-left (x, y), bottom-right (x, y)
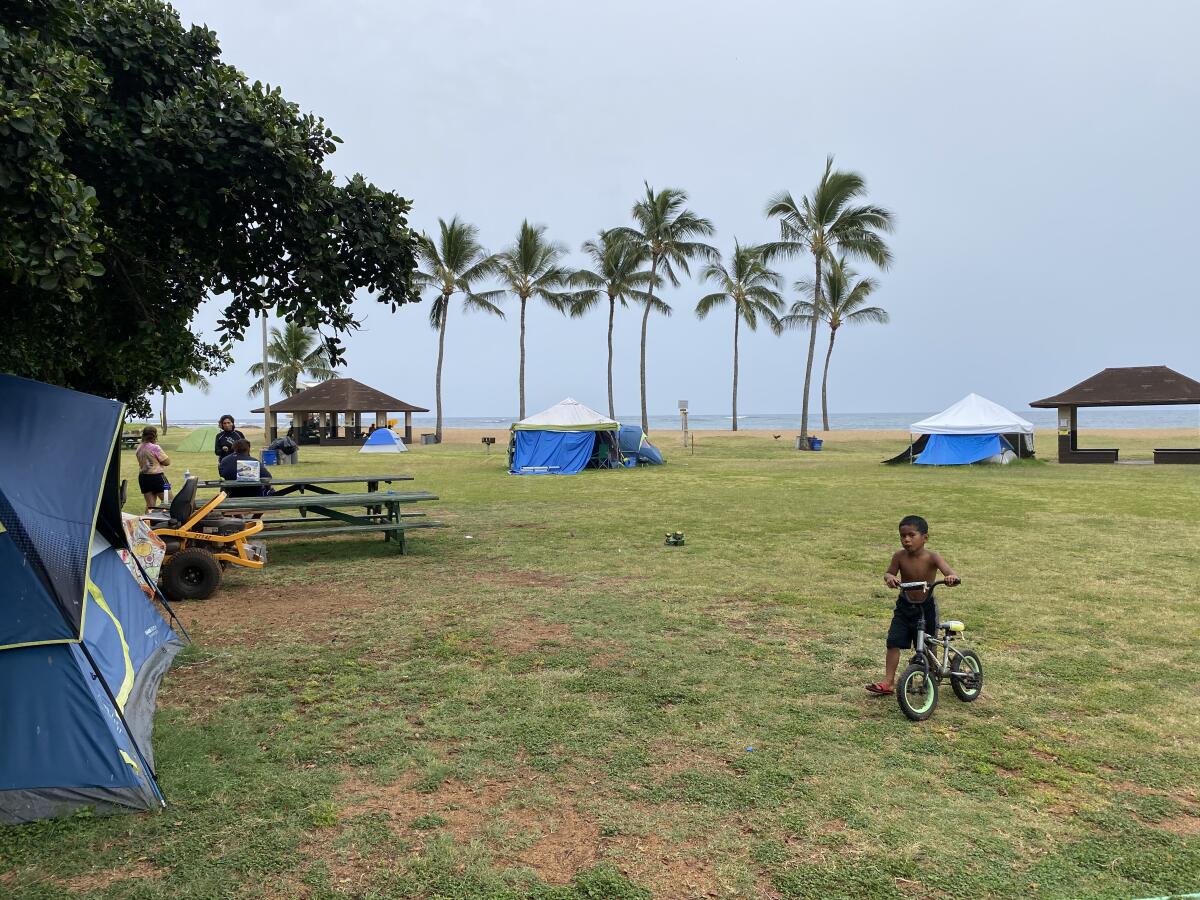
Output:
top-left (167, 0), bottom-right (1199, 423)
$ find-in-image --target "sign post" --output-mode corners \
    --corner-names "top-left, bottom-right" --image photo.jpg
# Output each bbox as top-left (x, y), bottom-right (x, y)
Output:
top-left (678, 400), bottom-right (689, 449)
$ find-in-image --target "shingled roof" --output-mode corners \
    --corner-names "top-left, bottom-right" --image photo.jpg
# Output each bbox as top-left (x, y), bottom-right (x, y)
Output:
top-left (1030, 366), bottom-right (1200, 408)
top-left (252, 378), bottom-right (428, 413)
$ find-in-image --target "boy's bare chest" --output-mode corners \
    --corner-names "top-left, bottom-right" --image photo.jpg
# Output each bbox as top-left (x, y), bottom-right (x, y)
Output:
top-left (897, 552), bottom-right (938, 582)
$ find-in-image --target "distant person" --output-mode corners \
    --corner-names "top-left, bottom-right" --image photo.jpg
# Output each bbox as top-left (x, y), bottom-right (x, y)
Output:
top-left (135, 426), bottom-right (171, 512)
top-left (214, 414), bottom-right (245, 468)
top-left (367, 423), bottom-right (377, 437)
top-left (218, 438), bottom-right (273, 497)
top-left (866, 515), bottom-right (960, 695)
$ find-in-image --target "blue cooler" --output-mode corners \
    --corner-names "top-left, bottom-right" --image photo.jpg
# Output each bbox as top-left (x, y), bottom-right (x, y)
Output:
top-left (623, 457), bottom-right (637, 468)
top-left (808, 437), bottom-right (823, 451)
top-left (261, 449), bottom-right (278, 465)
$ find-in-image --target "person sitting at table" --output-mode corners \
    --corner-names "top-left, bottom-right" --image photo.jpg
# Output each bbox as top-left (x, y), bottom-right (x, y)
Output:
top-left (218, 439), bottom-right (274, 497)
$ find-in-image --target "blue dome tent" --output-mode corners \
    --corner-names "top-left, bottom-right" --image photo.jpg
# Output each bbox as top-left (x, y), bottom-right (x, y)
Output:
top-left (360, 427), bottom-right (407, 453)
top-left (618, 424), bottom-right (664, 465)
top-left (0, 376), bottom-right (185, 823)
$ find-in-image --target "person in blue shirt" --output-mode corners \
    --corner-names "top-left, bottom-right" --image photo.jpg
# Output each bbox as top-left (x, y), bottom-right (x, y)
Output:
top-left (217, 439), bottom-right (273, 497)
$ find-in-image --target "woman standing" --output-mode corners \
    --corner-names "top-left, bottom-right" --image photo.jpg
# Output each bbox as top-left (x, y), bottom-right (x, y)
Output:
top-left (135, 426), bottom-right (171, 512)
top-left (213, 414), bottom-right (245, 470)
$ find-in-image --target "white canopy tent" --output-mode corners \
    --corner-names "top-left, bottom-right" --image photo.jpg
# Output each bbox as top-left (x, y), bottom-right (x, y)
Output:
top-left (911, 394), bottom-right (1034, 435)
top-left (885, 394), bottom-right (1036, 465)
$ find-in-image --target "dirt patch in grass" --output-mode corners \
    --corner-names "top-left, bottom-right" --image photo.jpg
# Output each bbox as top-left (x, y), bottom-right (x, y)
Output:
top-left (605, 833), bottom-right (724, 899)
top-left (503, 802), bottom-right (601, 883)
top-left (475, 568), bottom-right (565, 590)
top-left (1155, 813), bottom-right (1200, 836)
top-left (59, 859), bottom-right (164, 893)
top-left (174, 579), bottom-right (386, 645)
top-left (641, 744), bottom-right (733, 780)
top-left (493, 618), bottom-right (573, 653)
top-left (158, 655), bottom-right (241, 712)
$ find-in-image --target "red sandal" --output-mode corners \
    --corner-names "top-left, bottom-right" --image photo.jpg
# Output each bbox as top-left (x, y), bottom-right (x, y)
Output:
top-left (865, 681), bottom-right (894, 695)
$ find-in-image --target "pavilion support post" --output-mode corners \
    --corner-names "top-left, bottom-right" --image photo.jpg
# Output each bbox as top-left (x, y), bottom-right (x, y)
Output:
top-left (404, 412), bottom-right (413, 445)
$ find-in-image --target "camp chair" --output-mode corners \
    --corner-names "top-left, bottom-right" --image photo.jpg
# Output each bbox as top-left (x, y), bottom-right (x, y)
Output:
top-left (146, 477), bottom-right (264, 601)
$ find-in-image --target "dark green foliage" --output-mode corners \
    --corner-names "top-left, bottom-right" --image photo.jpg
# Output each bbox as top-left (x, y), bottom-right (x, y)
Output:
top-left (0, 0), bottom-right (419, 415)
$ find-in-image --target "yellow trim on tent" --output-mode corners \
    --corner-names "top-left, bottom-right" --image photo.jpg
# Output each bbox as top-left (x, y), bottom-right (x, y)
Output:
top-left (86, 579), bottom-right (135, 710)
top-left (78, 412), bottom-right (122, 641)
top-left (0, 637), bottom-right (79, 651)
top-left (119, 750), bottom-right (141, 775)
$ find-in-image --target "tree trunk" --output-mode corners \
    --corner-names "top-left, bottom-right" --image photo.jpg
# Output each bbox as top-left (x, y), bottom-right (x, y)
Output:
top-left (519, 295), bottom-right (527, 420)
top-left (160, 392), bottom-right (167, 432)
top-left (606, 295), bottom-right (616, 420)
top-left (799, 254), bottom-right (822, 445)
top-left (434, 293), bottom-right (449, 442)
top-left (731, 308), bottom-right (740, 432)
top-left (640, 254), bottom-right (658, 435)
top-left (821, 327), bottom-right (837, 431)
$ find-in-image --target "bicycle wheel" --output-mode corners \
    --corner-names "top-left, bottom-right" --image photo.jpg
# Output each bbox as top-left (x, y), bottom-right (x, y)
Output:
top-left (950, 649), bottom-right (984, 702)
top-left (896, 664), bottom-right (939, 721)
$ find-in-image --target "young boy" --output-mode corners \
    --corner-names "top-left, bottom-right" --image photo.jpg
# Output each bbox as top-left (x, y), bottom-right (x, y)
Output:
top-left (865, 515), bottom-right (959, 695)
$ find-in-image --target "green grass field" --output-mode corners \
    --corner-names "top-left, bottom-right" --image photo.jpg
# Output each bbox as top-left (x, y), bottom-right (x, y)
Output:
top-left (2, 429), bottom-right (1198, 899)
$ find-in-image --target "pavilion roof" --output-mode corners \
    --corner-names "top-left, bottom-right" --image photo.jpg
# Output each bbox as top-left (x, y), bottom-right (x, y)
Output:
top-left (251, 378), bottom-right (428, 413)
top-left (1030, 366), bottom-right (1200, 408)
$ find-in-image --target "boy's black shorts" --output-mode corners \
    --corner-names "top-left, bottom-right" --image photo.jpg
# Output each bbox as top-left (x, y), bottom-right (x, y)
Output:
top-left (886, 595), bottom-right (939, 649)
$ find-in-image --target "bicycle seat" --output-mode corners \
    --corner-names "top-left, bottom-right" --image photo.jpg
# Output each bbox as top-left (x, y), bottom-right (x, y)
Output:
top-left (939, 620), bottom-right (965, 633)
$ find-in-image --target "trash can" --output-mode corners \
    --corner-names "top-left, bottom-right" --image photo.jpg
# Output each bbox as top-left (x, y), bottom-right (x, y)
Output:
top-left (261, 449), bottom-right (278, 466)
top-left (421, 433), bottom-right (439, 445)
top-left (808, 437), bottom-right (823, 451)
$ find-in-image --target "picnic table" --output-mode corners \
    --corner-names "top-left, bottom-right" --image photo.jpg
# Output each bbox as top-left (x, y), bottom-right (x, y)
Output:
top-left (215, 489), bottom-right (440, 553)
top-left (199, 474), bottom-right (413, 496)
top-left (120, 434), bottom-right (140, 450)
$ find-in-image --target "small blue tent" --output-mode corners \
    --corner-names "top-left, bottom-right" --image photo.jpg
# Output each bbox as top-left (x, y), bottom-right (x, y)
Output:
top-left (0, 376), bottom-right (184, 823)
top-left (509, 398), bottom-right (620, 475)
top-left (360, 427), bottom-right (407, 453)
top-left (618, 425), bottom-right (664, 465)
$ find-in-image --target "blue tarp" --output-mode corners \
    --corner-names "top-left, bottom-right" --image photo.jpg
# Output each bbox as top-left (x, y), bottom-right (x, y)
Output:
top-left (511, 430), bottom-right (597, 475)
top-left (618, 425), bottom-right (664, 465)
top-left (0, 375), bottom-right (182, 823)
top-left (915, 433), bottom-right (1004, 466)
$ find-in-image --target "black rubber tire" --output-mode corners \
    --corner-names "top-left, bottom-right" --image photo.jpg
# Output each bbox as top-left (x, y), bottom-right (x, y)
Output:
top-left (950, 649), bottom-right (984, 702)
top-left (160, 547), bottom-right (222, 601)
top-left (896, 664), bottom-right (939, 721)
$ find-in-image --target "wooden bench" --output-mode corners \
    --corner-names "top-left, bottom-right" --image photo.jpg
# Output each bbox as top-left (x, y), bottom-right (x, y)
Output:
top-left (1153, 448), bottom-right (1200, 464)
top-left (1062, 448), bottom-right (1119, 463)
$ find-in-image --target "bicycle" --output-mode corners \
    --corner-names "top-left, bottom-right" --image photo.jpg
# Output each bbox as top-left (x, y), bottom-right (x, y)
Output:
top-left (893, 579), bottom-right (984, 721)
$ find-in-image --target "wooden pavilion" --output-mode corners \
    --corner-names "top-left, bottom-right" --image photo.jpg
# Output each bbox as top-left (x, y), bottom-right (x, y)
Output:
top-left (252, 378), bottom-right (429, 446)
top-left (1030, 365), bottom-right (1200, 464)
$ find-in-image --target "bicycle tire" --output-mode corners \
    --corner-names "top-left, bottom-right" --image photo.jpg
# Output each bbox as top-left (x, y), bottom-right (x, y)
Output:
top-left (897, 663), bottom-right (939, 721)
top-left (950, 649), bottom-right (984, 702)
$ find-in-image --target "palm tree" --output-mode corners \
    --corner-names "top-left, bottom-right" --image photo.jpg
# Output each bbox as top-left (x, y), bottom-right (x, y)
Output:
top-left (496, 221), bottom-right (573, 420)
top-left (614, 184), bottom-right (718, 434)
top-left (246, 322), bottom-right (338, 400)
top-left (411, 217), bottom-right (503, 442)
top-left (569, 230), bottom-right (655, 419)
top-left (783, 258), bottom-right (887, 431)
top-left (764, 156), bottom-right (893, 445)
top-left (160, 372), bottom-right (210, 433)
top-left (695, 242), bottom-right (785, 431)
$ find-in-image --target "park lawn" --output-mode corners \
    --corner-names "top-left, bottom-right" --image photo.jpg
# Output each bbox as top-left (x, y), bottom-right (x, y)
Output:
top-left (2, 430), bottom-right (1198, 899)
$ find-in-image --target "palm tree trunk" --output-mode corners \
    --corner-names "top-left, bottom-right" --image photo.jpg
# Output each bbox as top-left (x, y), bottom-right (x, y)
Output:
top-left (434, 294), bottom-right (449, 442)
top-left (821, 328), bottom-right (836, 431)
top-left (160, 392), bottom-right (167, 432)
top-left (799, 255), bottom-right (822, 445)
top-left (640, 255), bottom-right (658, 435)
top-left (519, 296), bottom-right (527, 420)
top-left (731, 309), bottom-right (740, 432)
top-left (606, 296), bottom-right (616, 420)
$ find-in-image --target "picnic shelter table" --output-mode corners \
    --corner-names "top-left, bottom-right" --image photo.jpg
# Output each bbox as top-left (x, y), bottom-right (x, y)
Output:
top-left (215, 489), bottom-right (440, 553)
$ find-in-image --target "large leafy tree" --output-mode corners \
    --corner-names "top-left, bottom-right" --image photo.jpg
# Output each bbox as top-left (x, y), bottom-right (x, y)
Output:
top-left (764, 157), bottom-right (893, 445)
top-left (695, 242), bottom-right (785, 431)
top-left (496, 221), bottom-right (572, 420)
top-left (614, 185), bottom-right (717, 434)
top-left (570, 230), bottom-right (655, 419)
top-left (412, 217), bottom-right (502, 442)
top-left (0, 0), bottom-right (420, 417)
top-left (783, 258), bottom-right (887, 431)
top-left (245, 322), bottom-right (339, 400)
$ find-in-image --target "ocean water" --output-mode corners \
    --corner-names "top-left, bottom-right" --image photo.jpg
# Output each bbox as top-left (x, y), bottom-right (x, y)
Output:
top-left (173, 407), bottom-right (1200, 431)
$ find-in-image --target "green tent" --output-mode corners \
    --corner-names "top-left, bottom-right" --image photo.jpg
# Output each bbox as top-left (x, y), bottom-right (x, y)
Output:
top-left (175, 426), bottom-right (217, 452)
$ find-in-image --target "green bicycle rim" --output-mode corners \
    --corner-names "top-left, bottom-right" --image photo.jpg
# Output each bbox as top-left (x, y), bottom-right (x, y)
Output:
top-left (959, 656), bottom-right (981, 694)
top-left (905, 672), bottom-right (936, 714)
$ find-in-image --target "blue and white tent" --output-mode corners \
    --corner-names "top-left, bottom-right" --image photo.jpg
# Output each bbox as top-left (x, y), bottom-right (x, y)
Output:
top-left (910, 394), bottom-right (1035, 466)
top-left (0, 376), bottom-right (185, 823)
top-left (360, 428), bottom-right (407, 453)
top-left (509, 398), bottom-right (620, 475)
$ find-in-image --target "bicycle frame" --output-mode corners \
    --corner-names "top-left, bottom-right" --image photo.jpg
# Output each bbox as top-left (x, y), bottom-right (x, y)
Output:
top-left (905, 582), bottom-right (975, 683)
